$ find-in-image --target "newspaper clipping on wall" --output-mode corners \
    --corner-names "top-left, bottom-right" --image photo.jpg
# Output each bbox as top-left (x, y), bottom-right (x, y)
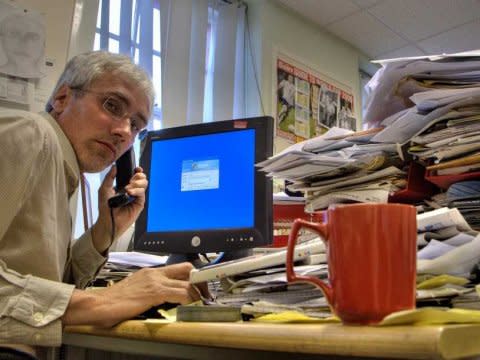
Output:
top-left (276, 55), bottom-right (356, 144)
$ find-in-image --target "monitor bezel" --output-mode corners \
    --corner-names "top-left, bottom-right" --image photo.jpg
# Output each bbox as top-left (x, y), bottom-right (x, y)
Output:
top-left (133, 116), bottom-right (273, 254)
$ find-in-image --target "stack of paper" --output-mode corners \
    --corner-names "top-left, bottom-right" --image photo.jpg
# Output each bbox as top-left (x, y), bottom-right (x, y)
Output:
top-left (257, 128), bottom-right (406, 212)
top-left (443, 181), bottom-right (480, 231)
top-left (188, 238), bottom-right (331, 318)
top-left (211, 264), bottom-right (331, 319)
top-left (415, 274), bottom-right (473, 308)
top-left (364, 51), bottom-right (480, 129)
top-left (363, 52), bottom-right (480, 180)
top-left (407, 94), bottom-right (480, 169)
top-left (416, 207), bottom-right (477, 260)
top-left (416, 208), bottom-right (480, 277)
top-left (451, 285), bottom-right (480, 310)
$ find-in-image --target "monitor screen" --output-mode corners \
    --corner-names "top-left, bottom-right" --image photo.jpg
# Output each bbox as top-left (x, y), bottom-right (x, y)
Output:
top-left (133, 116), bottom-right (273, 255)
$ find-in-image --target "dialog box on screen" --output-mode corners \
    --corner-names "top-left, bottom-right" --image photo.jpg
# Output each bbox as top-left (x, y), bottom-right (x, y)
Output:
top-left (181, 159), bottom-right (219, 191)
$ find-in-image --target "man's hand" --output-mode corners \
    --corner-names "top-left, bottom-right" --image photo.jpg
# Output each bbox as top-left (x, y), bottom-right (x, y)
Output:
top-left (62, 263), bottom-right (202, 327)
top-left (91, 165), bottom-right (148, 253)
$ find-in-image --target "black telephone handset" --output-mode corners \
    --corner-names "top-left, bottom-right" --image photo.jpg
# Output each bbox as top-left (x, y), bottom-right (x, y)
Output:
top-left (108, 148), bottom-right (136, 208)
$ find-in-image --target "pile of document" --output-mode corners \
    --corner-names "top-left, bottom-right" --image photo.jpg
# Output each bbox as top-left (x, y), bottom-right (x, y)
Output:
top-left (257, 127), bottom-right (406, 212)
top-left (201, 208), bottom-right (480, 318)
top-left (214, 263), bottom-right (332, 319)
top-left (190, 239), bottom-right (333, 319)
top-left (451, 283), bottom-right (480, 310)
top-left (416, 207), bottom-right (480, 295)
top-left (416, 274), bottom-right (475, 308)
top-left (363, 52), bottom-right (480, 180)
top-left (445, 181), bottom-right (480, 231)
top-left (260, 51), bottom-right (480, 214)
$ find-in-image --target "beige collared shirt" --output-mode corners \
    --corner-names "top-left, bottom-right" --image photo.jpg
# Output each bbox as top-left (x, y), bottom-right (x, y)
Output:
top-left (0, 110), bottom-right (107, 349)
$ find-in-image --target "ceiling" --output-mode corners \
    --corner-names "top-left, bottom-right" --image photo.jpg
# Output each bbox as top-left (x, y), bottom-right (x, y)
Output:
top-left (276, 0), bottom-right (480, 61)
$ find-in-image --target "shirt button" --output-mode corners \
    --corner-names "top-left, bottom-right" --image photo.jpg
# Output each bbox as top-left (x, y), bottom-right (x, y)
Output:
top-left (33, 312), bottom-right (44, 322)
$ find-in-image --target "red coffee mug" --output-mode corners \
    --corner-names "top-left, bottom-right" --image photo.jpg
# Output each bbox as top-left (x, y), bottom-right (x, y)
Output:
top-left (286, 203), bottom-right (417, 325)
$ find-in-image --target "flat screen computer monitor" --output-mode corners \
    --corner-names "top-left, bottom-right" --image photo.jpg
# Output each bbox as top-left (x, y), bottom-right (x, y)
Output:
top-left (133, 116), bottom-right (273, 260)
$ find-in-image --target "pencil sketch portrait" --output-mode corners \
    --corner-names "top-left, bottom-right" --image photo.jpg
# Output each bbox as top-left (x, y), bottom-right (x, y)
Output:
top-left (0, 3), bottom-right (46, 79)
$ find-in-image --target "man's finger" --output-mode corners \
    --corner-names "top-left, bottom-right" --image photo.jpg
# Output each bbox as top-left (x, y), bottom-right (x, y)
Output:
top-left (153, 287), bottom-right (197, 306)
top-left (125, 188), bottom-right (145, 198)
top-left (158, 278), bottom-right (191, 290)
top-left (127, 176), bottom-right (148, 189)
top-left (159, 263), bottom-right (194, 280)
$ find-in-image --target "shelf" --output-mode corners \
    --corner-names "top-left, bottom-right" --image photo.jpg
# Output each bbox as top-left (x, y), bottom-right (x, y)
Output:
top-left (425, 170), bottom-right (480, 190)
top-left (272, 203), bottom-right (323, 247)
top-left (389, 162), bottom-right (438, 203)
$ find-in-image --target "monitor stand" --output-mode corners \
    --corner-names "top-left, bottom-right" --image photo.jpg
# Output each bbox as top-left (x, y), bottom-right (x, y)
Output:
top-left (166, 248), bottom-right (253, 268)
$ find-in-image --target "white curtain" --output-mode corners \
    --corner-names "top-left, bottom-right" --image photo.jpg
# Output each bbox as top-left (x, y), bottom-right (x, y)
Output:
top-left (159, 0), bottom-right (246, 128)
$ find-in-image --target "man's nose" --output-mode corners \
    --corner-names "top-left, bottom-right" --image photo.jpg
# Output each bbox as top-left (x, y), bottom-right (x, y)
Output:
top-left (111, 117), bottom-right (133, 140)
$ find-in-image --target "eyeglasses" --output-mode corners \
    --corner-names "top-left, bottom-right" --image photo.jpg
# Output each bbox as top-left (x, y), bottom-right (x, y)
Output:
top-left (72, 87), bottom-right (148, 140)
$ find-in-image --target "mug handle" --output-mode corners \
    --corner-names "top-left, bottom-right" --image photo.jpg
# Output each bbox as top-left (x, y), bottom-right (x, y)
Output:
top-left (286, 218), bottom-right (333, 305)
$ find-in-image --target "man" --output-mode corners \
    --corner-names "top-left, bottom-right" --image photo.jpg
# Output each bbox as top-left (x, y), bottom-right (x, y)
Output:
top-left (325, 93), bottom-right (338, 128)
top-left (0, 51), bottom-right (200, 359)
top-left (277, 74), bottom-right (295, 125)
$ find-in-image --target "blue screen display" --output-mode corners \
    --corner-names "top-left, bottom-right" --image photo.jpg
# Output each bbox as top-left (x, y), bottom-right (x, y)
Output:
top-left (146, 129), bottom-right (255, 232)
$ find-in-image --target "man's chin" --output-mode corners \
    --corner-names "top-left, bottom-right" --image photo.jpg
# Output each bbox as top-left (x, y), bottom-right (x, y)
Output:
top-left (80, 158), bottom-right (112, 173)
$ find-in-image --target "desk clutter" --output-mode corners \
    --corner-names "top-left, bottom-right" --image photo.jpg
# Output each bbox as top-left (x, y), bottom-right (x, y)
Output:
top-left (253, 53), bottom-right (480, 322)
top-left (89, 52), bottom-right (480, 325)
top-left (201, 208), bottom-right (480, 322)
top-left (96, 206), bottom-right (480, 324)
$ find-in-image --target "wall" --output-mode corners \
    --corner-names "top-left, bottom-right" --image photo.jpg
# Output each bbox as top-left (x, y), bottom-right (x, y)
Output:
top-left (0, 0), bottom-right (97, 112)
top-left (244, 0), bottom-right (370, 153)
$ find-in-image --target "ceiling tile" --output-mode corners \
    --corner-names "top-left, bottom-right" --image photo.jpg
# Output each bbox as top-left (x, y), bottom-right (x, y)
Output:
top-left (276, 0), bottom-right (361, 26)
top-left (375, 45), bottom-right (427, 60)
top-left (368, 0), bottom-right (480, 41)
top-left (326, 11), bottom-right (409, 58)
top-left (351, 0), bottom-right (383, 9)
top-left (417, 20), bottom-right (480, 54)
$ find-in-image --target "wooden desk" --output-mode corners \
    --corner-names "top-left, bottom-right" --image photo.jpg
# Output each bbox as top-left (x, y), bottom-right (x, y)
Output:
top-left (64, 321), bottom-right (480, 359)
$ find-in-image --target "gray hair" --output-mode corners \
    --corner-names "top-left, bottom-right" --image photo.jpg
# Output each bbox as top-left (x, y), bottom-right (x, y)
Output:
top-left (46, 51), bottom-right (155, 116)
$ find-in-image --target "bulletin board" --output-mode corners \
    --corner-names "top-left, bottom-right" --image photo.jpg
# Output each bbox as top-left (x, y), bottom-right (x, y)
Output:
top-left (274, 51), bottom-right (356, 144)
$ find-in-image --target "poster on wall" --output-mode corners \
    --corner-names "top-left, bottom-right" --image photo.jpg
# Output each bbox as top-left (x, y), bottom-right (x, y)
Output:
top-left (0, 75), bottom-right (33, 104)
top-left (338, 91), bottom-right (356, 131)
top-left (0, 0), bottom-right (46, 80)
top-left (275, 54), bottom-right (356, 143)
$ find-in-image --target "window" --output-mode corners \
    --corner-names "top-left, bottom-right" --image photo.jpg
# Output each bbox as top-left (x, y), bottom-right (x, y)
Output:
top-left (74, 0), bottom-right (244, 242)
top-left (75, 0), bottom-right (163, 241)
top-left (94, 0), bottom-right (162, 129)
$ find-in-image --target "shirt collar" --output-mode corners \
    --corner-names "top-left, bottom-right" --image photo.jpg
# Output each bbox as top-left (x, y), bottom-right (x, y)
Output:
top-left (39, 112), bottom-right (80, 196)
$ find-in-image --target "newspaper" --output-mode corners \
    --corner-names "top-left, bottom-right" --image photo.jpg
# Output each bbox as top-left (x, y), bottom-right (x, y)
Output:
top-left (305, 188), bottom-right (390, 212)
top-left (417, 207), bottom-right (473, 232)
top-left (292, 166), bottom-right (404, 193)
top-left (417, 234), bottom-right (480, 276)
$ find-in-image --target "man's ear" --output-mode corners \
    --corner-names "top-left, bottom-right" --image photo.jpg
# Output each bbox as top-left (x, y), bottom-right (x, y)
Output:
top-left (51, 84), bottom-right (72, 115)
